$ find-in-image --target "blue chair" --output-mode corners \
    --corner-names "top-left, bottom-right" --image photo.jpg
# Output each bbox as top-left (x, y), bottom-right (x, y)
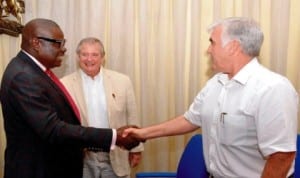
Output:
top-left (136, 134), bottom-right (209, 178)
top-left (295, 134), bottom-right (300, 177)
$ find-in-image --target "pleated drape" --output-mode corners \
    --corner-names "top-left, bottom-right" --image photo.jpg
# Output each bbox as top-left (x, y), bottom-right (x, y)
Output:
top-left (1, 0), bottom-right (299, 177)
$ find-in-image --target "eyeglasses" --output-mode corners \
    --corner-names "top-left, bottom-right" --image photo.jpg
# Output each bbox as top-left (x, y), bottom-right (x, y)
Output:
top-left (37, 36), bottom-right (66, 49)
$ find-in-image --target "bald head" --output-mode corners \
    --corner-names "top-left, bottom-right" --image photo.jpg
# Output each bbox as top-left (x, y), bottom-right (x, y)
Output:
top-left (21, 18), bottom-right (60, 51)
top-left (20, 18), bottom-right (66, 69)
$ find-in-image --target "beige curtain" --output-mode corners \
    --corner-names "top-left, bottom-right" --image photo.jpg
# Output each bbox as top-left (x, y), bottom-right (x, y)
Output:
top-left (1, 0), bottom-right (300, 177)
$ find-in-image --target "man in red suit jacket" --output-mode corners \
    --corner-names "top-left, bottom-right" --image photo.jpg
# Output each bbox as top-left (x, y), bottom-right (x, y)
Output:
top-left (0, 18), bottom-right (141, 178)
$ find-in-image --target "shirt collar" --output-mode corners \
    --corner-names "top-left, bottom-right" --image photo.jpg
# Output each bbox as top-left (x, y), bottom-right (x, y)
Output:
top-left (218, 58), bottom-right (259, 85)
top-left (80, 67), bottom-right (103, 81)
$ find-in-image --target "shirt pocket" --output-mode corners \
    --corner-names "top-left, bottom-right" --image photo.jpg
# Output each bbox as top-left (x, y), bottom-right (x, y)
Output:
top-left (219, 114), bottom-right (248, 145)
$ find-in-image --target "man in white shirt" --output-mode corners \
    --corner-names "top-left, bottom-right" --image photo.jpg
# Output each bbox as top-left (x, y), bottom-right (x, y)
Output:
top-left (61, 37), bottom-right (143, 178)
top-left (123, 17), bottom-right (298, 178)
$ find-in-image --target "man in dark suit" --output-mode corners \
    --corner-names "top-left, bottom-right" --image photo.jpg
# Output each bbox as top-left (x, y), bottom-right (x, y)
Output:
top-left (0, 18), bottom-right (141, 178)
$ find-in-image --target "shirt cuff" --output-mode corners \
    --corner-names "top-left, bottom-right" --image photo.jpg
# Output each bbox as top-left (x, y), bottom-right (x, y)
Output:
top-left (110, 129), bottom-right (117, 150)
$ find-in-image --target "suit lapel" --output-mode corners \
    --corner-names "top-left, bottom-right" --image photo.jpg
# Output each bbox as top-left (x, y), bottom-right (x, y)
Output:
top-left (20, 51), bottom-right (65, 99)
top-left (72, 71), bottom-right (89, 126)
top-left (103, 69), bottom-right (114, 121)
top-left (20, 51), bottom-right (81, 124)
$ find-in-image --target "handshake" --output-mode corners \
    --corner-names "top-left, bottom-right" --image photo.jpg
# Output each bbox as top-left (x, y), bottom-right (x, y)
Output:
top-left (116, 125), bottom-right (145, 150)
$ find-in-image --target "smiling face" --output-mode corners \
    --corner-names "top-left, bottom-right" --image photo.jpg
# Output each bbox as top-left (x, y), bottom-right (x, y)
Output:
top-left (78, 42), bottom-right (104, 78)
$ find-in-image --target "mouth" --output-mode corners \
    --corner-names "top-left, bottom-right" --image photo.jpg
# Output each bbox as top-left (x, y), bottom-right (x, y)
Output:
top-left (84, 62), bottom-right (95, 67)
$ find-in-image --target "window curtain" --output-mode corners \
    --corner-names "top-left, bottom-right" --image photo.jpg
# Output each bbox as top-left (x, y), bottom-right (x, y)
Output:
top-left (1, 0), bottom-right (299, 176)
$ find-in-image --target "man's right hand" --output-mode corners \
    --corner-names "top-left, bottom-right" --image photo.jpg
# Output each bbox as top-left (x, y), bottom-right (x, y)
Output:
top-left (116, 125), bottom-right (145, 150)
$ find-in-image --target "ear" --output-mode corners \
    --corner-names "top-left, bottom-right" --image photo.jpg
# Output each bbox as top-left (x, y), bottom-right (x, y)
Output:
top-left (31, 38), bottom-right (41, 51)
top-left (226, 40), bottom-right (240, 56)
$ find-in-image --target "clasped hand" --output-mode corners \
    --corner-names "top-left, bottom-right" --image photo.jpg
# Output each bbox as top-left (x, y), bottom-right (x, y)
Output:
top-left (116, 125), bottom-right (145, 150)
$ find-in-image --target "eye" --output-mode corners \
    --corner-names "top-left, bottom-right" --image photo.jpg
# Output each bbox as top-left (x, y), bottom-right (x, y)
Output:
top-left (92, 53), bottom-right (100, 58)
top-left (80, 53), bottom-right (89, 58)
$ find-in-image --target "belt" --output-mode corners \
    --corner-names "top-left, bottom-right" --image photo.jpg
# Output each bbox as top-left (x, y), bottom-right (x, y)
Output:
top-left (208, 173), bottom-right (294, 178)
top-left (85, 147), bottom-right (106, 152)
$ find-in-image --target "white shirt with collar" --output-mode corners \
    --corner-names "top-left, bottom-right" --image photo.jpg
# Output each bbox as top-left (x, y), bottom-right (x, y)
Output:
top-left (184, 58), bottom-right (298, 178)
top-left (80, 69), bottom-right (109, 128)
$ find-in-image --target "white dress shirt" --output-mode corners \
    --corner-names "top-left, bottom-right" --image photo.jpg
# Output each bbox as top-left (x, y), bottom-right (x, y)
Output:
top-left (80, 69), bottom-right (109, 129)
top-left (184, 58), bottom-right (298, 178)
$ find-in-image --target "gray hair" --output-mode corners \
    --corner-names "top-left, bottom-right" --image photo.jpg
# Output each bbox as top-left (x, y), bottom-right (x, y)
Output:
top-left (208, 17), bottom-right (264, 57)
top-left (76, 37), bottom-right (105, 57)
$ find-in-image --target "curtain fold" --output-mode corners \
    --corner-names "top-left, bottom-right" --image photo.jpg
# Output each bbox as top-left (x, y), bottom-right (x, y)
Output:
top-left (0, 0), bottom-right (299, 177)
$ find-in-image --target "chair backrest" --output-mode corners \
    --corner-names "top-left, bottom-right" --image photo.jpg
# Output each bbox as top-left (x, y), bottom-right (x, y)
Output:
top-left (135, 134), bottom-right (208, 178)
top-left (295, 134), bottom-right (300, 177)
top-left (176, 134), bottom-right (209, 178)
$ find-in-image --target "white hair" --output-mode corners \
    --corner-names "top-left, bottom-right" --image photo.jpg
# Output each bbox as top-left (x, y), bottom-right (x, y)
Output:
top-left (208, 17), bottom-right (264, 57)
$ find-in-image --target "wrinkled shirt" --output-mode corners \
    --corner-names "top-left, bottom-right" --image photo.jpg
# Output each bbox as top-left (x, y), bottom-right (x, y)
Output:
top-left (184, 58), bottom-right (298, 178)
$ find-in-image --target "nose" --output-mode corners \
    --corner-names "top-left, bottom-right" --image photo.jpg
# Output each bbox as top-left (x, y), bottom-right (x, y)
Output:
top-left (86, 55), bottom-right (94, 61)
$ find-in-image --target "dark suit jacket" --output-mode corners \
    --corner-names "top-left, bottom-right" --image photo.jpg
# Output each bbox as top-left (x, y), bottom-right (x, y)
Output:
top-left (0, 51), bottom-right (113, 178)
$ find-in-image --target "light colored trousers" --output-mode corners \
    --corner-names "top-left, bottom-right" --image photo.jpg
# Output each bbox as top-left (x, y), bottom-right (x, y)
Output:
top-left (83, 152), bottom-right (129, 178)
